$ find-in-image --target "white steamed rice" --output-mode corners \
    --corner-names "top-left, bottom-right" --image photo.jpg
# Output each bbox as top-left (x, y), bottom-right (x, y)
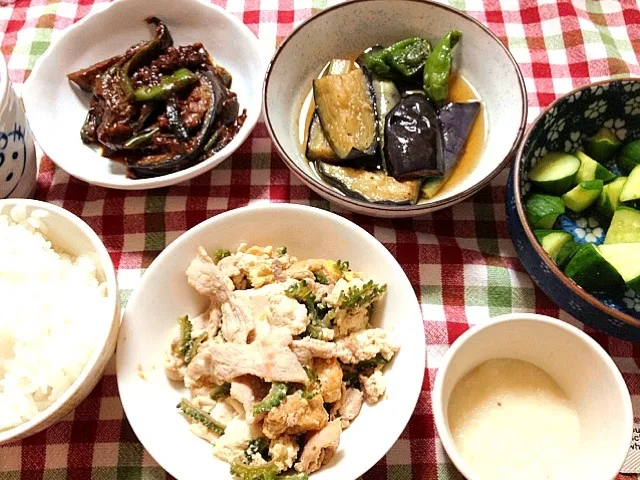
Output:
top-left (0, 204), bottom-right (109, 431)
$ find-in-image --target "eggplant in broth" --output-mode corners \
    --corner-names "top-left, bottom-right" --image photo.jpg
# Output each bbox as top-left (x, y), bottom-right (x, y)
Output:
top-left (300, 31), bottom-right (485, 205)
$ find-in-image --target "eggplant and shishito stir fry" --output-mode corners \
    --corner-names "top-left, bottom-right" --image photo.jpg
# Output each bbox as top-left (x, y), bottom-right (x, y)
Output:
top-left (68, 17), bottom-right (245, 179)
top-left (305, 31), bottom-right (481, 204)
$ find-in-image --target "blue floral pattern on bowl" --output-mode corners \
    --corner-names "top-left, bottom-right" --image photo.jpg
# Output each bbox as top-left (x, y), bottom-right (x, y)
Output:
top-left (507, 79), bottom-right (640, 341)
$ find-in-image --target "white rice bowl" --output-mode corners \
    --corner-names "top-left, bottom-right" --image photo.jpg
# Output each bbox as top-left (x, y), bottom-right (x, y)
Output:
top-left (0, 201), bottom-right (118, 439)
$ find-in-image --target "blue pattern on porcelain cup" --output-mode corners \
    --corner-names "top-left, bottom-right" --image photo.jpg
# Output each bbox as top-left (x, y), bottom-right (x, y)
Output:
top-left (0, 54), bottom-right (36, 199)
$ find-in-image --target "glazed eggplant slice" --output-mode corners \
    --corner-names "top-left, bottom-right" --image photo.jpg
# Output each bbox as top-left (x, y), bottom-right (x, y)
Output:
top-left (384, 93), bottom-right (444, 180)
top-left (318, 162), bottom-right (421, 205)
top-left (128, 69), bottom-right (225, 178)
top-left (439, 102), bottom-right (480, 172)
top-left (307, 112), bottom-right (339, 162)
top-left (313, 68), bottom-right (377, 159)
top-left (305, 59), bottom-right (352, 163)
top-left (372, 76), bottom-right (401, 169)
top-left (421, 101), bottom-right (481, 199)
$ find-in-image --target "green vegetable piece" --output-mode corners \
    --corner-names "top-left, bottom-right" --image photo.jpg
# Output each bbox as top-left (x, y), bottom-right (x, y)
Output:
top-left (423, 30), bottom-right (462, 103)
top-left (285, 280), bottom-right (314, 303)
top-left (555, 240), bottom-right (580, 270)
top-left (596, 176), bottom-right (627, 218)
top-left (286, 280), bottom-right (335, 339)
top-left (561, 179), bottom-right (603, 213)
top-left (620, 164), bottom-right (640, 203)
top-left (211, 383), bottom-right (231, 401)
top-left (245, 438), bottom-right (269, 464)
top-left (253, 382), bottom-right (288, 415)
top-left (564, 244), bottom-right (623, 291)
top-left (574, 151), bottom-right (617, 184)
top-left (617, 140), bottom-right (640, 175)
top-left (529, 152), bottom-right (580, 194)
top-left (534, 230), bottom-right (573, 263)
top-left (584, 128), bottom-right (621, 162)
top-left (357, 353), bottom-right (390, 371)
top-left (184, 333), bottom-right (206, 364)
top-left (525, 193), bottom-right (565, 229)
top-left (276, 474), bottom-right (309, 479)
top-left (314, 271), bottom-right (330, 285)
top-left (120, 17), bottom-right (173, 98)
top-left (122, 127), bottom-right (159, 150)
top-left (230, 461), bottom-right (280, 480)
top-left (177, 315), bottom-right (192, 357)
top-left (177, 398), bottom-right (225, 435)
top-left (336, 280), bottom-right (387, 312)
top-left (277, 246), bottom-right (288, 255)
top-left (204, 126), bottom-right (225, 154)
top-left (365, 38), bottom-right (432, 77)
top-left (303, 366), bottom-right (318, 384)
top-left (133, 68), bottom-right (198, 102)
top-left (604, 206), bottom-right (640, 244)
top-left (300, 366), bottom-right (321, 399)
top-left (599, 243), bottom-right (640, 293)
top-left (213, 248), bottom-right (231, 264)
top-left (336, 260), bottom-right (350, 272)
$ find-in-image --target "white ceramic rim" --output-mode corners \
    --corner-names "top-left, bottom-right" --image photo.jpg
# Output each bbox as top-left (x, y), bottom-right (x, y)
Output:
top-left (22, 0), bottom-right (265, 190)
top-left (432, 313), bottom-right (633, 480)
top-left (262, 0), bottom-right (528, 214)
top-left (116, 202), bottom-right (426, 480)
top-left (0, 199), bottom-right (119, 444)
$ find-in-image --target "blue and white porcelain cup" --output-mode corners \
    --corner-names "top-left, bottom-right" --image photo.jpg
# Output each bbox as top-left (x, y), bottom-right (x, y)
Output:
top-left (0, 53), bottom-right (36, 199)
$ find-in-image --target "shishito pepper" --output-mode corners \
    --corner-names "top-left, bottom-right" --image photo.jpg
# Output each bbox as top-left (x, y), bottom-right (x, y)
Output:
top-left (133, 68), bottom-right (199, 102)
top-left (119, 16), bottom-right (174, 98)
top-left (423, 30), bottom-right (462, 103)
top-left (122, 127), bottom-right (159, 150)
top-left (365, 37), bottom-right (432, 77)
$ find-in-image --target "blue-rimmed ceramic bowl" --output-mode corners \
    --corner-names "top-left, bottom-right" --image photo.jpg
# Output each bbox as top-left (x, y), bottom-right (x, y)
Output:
top-left (507, 78), bottom-right (640, 341)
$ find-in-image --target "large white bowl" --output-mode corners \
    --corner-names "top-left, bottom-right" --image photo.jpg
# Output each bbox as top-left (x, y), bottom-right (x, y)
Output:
top-left (0, 199), bottom-right (120, 444)
top-left (432, 313), bottom-right (633, 480)
top-left (22, 0), bottom-right (264, 190)
top-left (116, 203), bottom-right (425, 479)
top-left (263, 0), bottom-right (527, 217)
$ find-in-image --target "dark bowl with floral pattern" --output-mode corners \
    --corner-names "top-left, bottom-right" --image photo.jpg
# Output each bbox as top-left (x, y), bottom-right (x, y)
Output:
top-left (507, 78), bottom-right (640, 341)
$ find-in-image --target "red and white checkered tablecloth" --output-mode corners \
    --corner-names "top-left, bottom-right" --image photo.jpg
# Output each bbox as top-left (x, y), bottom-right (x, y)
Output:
top-left (2, 0), bottom-right (640, 478)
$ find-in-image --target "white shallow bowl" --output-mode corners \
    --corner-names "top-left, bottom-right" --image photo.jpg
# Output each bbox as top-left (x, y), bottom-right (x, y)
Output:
top-left (22, 0), bottom-right (264, 190)
top-left (117, 203), bottom-right (425, 479)
top-left (0, 199), bottom-right (120, 444)
top-left (433, 313), bottom-right (633, 480)
top-left (263, 0), bottom-right (527, 217)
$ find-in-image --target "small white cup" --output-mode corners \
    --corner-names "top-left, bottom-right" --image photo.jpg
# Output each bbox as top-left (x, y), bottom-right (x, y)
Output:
top-left (0, 53), bottom-right (37, 199)
top-left (433, 313), bottom-right (633, 480)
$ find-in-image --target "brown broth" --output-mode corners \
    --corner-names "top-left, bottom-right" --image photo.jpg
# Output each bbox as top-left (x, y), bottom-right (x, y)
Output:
top-left (435, 74), bottom-right (486, 198)
top-left (297, 65), bottom-right (486, 202)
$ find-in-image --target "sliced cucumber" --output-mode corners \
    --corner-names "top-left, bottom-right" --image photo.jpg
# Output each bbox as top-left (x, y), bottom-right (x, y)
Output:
top-left (575, 151), bottom-right (617, 184)
top-left (561, 179), bottom-right (603, 212)
top-left (604, 206), bottom-right (640, 244)
top-left (617, 140), bottom-right (640, 175)
top-left (525, 193), bottom-right (565, 229)
top-left (534, 230), bottom-right (573, 262)
top-left (556, 240), bottom-right (581, 269)
top-left (529, 152), bottom-right (581, 195)
top-left (584, 128), bottom-right (621, 163)
top-left (564, 244), bottom-right (623, 291)
top-left (598, 243), bottom-right (640, 293)
top-left (620, 165), bottom-right (640, 203)
top-left (595, 176), bottom-right (627, 218)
